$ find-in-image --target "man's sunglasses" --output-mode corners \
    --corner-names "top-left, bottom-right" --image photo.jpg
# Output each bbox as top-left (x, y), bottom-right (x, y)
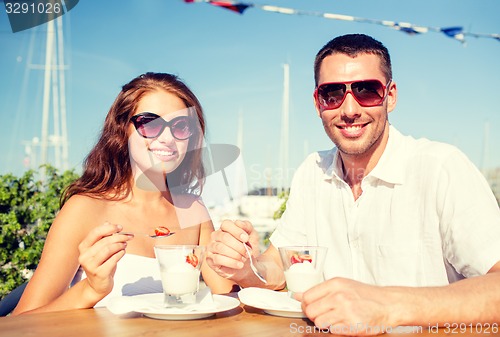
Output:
top-left (314, 79), bottom-right (391, 110)
top-left (130, 112), bottom-right (194, 140)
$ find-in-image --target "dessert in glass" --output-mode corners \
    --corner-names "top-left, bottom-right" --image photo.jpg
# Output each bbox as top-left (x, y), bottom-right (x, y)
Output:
top-left (154, 245), bottom-right (205, 306)
top-left (278, 246), bottom-right (327, 297)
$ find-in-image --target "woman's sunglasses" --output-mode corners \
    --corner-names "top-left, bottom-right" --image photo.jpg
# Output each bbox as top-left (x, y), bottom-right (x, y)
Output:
top-left (314, 79), bottom-right (391, 110)
top-left (130, 112), bottom-right (194, 140)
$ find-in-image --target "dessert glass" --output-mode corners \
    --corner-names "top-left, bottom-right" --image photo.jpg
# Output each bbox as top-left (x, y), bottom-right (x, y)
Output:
top-left (154, 245), bottom-right (205, 306)
top-left (278, 246), bottom-right (327, 297)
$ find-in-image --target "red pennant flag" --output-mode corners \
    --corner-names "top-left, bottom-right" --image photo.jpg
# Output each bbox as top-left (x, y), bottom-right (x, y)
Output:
top-left (209, 1), bottom-right (252, 14)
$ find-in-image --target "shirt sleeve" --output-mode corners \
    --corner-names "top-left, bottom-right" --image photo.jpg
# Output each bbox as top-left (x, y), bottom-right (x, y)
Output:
top-left (438, 147), bottom-right (500, 277)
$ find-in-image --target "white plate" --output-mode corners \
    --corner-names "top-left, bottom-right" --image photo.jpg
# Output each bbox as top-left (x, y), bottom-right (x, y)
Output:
top-left (238, 288), bottom-right (306, 318)
top-left (121, 293), bottom-right (240, 320)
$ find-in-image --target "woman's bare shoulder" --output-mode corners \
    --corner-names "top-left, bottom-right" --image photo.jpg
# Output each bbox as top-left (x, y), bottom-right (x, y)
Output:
top-left (62, 194), bottom-right (109, 211)
top-left (56, 194), bottom-right (112, 227)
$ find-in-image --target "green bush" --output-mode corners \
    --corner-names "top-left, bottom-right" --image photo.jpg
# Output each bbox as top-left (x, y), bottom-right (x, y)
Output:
top-left (0, 166), bottom-right (79, 300)
top-left (257, 190), bottom-right (289, 248)
top-left (273, 190), bottom-right (289, 221)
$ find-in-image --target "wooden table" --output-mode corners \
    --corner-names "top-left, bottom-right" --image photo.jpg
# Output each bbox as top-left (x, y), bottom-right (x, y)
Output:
top-left (1, 295), bottom-right (499, 337)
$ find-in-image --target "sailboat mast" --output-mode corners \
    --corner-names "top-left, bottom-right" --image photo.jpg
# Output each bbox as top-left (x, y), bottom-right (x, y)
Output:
top-left (281, 63), bottom-right (290, 191)
top-left (40, 19), bottom-right (54, 169)
top-left (38, 16), bottom-right (69, 175)
top-left (57, 15), bottom-right (69, 171)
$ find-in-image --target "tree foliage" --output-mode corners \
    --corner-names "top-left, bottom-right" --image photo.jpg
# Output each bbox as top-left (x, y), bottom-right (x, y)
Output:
top-left (0, 166), bottom-right (79, 300)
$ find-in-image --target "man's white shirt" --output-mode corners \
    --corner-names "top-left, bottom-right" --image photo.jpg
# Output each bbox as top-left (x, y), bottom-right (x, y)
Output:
top-left (270, 125), bottom-right (500, 286)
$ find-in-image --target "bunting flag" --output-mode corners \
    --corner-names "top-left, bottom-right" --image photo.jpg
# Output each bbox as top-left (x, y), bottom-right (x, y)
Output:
top-left (209, 1), bottom-right (251, 14)
top-left (184, 0), bottom-right (500, 44)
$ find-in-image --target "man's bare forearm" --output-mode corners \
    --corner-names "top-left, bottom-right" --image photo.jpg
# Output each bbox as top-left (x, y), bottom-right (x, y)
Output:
top-left (389, 271), bottom-right (500, 326)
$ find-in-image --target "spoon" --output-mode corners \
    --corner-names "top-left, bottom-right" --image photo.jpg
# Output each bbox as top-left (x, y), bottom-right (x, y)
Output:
top-left (243, 243), bottom-right (267, 284)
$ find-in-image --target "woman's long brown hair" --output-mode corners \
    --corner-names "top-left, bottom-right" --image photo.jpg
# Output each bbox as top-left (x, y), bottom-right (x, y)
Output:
top-left (60, 73), bottom-right (206, 206)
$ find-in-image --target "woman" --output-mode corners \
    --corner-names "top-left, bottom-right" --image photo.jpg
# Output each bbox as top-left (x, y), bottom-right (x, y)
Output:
top-left (13, 73), bottom-right (235, 315)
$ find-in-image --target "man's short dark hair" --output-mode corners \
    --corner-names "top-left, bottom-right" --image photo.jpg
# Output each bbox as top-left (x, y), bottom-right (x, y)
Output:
top-left (314, 34), bottom-right (392, 86)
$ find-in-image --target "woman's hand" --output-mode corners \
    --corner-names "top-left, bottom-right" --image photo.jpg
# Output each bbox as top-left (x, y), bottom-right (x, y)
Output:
top-left (77, 222), bottom-right (132, 299)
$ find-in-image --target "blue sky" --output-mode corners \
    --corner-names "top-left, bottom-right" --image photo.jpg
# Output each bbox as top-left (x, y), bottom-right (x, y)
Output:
top-left (1, 0), bottom-right (499, 192)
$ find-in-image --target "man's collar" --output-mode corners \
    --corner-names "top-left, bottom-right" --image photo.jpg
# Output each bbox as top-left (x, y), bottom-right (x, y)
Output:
top-left (368, 125), bottom-right (405, 185)
top-left (322, 125), bottom-right (406, 185)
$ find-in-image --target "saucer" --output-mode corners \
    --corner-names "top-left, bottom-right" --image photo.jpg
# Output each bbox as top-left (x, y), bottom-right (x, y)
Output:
top-left (107, 293), bottom-right (240, 320)
top-left (238, 288), bottom-right (306, 318)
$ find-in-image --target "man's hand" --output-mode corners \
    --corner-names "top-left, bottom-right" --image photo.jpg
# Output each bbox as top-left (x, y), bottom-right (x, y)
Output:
top-left (296, 278), bottom-right (399, 336)
top-left (206, 220), bottom-right (260, 283)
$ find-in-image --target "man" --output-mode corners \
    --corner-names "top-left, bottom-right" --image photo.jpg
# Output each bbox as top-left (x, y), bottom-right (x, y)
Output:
top-left (207, 34), bottom-right (500, 334)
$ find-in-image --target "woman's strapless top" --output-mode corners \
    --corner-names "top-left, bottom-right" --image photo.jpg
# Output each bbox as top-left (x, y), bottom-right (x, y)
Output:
top-left (73, 254), bottom-right (162, 307)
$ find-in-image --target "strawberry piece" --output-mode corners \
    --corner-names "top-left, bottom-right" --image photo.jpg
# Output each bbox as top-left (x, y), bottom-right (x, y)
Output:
top-left (186, 253), bottom-right (199, 268)
top-left (290, 253), bottom-right (302, 264)
top-left (154, 226), bottom-right (170, 236)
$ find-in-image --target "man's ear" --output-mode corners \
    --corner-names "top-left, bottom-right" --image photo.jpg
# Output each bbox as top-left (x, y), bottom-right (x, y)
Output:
top-left (387, 81), bottom-right (397, 113)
